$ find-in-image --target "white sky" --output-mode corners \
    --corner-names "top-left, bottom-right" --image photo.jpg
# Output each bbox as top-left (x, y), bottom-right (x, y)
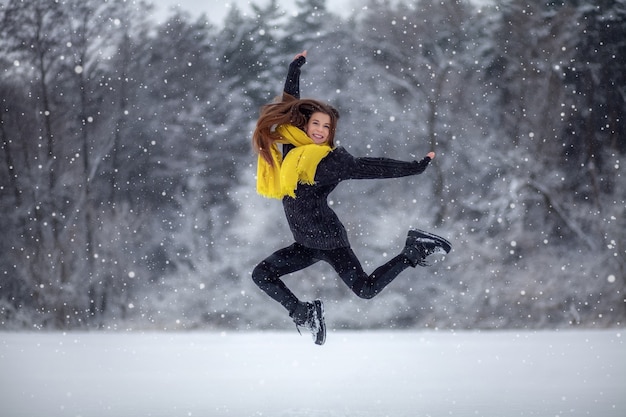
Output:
top-left (151, 0), bottom-right (361, 25)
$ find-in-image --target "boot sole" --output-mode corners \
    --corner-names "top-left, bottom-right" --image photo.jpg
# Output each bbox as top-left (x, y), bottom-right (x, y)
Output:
top-left (313, 300), bottom-right (326, 346)
top-left (408, 229), bottom-right (452, 253)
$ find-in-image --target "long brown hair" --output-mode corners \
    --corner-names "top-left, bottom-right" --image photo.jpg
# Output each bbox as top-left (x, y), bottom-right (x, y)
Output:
top-left (252, 94), bottom-right (340, 166)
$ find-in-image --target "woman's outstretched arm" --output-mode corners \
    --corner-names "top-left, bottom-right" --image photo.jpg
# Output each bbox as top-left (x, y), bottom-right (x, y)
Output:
top-left (283, 50), bottom-right (307, 100)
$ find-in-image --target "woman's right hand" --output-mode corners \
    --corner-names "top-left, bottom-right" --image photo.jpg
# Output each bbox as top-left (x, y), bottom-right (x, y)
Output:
top-left (294, 50), bottom-right (307, 60)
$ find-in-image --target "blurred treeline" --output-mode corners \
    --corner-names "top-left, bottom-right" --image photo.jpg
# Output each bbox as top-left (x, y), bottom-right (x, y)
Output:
top-left (0, 0), bottom-right (624, 330)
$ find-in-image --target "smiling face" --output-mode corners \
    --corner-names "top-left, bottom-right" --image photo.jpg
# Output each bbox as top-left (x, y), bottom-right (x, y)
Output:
top-left (304, 112), bottom-right (332, 144)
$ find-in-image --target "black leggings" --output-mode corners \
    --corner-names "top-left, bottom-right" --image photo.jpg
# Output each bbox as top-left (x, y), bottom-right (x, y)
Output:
top-left (252, 242), bottom-right (411, 314)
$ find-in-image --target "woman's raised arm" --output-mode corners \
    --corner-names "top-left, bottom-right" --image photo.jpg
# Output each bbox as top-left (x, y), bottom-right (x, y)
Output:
top-left (283, 50), bottom-right (307, 100)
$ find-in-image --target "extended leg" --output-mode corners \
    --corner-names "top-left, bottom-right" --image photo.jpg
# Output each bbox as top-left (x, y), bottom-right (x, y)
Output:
top-left (251, 243), bottom-right (318, 314)
top-left (252, 243), bottom-right (327, 345)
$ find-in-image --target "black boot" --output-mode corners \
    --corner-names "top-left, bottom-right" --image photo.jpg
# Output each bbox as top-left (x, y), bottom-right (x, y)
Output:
top-left (289, 300), bottom-right (326, 345)
top-left (402, 229), bottom-right (451, 267)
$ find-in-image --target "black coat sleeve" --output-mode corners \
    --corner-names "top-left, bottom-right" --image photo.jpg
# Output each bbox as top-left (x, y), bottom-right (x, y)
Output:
top-left (315, 147), bottom-right (432, 184)
top-left (282, 56), bottom-right (306, 156)
top-left (283, 55), bottom-right (306, 99)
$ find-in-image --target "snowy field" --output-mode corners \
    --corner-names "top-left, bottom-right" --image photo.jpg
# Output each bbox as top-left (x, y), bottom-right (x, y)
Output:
top-left (1, 329), bottom-right (624, 417)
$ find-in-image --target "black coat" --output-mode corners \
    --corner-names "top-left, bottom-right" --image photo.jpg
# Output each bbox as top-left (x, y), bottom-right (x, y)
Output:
top-left (280, 56), bottom-right (431, 250)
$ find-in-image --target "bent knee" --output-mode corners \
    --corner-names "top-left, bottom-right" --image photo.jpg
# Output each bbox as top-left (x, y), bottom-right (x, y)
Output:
top-left (351, 285), bottom-right (377, 300)
top-left (355, 290), bottom-right (376, 300)
top-left (251, 263), bottom-right (271, 286)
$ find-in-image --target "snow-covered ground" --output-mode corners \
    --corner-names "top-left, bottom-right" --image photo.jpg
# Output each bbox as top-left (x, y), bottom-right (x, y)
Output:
top-left (1, 329), bottom-right (623, 417)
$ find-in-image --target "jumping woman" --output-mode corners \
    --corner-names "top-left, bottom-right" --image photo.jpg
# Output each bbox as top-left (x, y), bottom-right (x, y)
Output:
top-left (251, 50), bottom-right (451, 345)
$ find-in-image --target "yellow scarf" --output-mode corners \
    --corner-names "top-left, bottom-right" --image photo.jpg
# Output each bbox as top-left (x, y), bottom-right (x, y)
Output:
top-left (256, 124), bottom-right (332, 199)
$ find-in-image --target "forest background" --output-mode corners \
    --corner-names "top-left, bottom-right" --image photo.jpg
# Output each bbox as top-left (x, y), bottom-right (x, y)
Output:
top-left (1, 0), bottom-right (624, 331)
